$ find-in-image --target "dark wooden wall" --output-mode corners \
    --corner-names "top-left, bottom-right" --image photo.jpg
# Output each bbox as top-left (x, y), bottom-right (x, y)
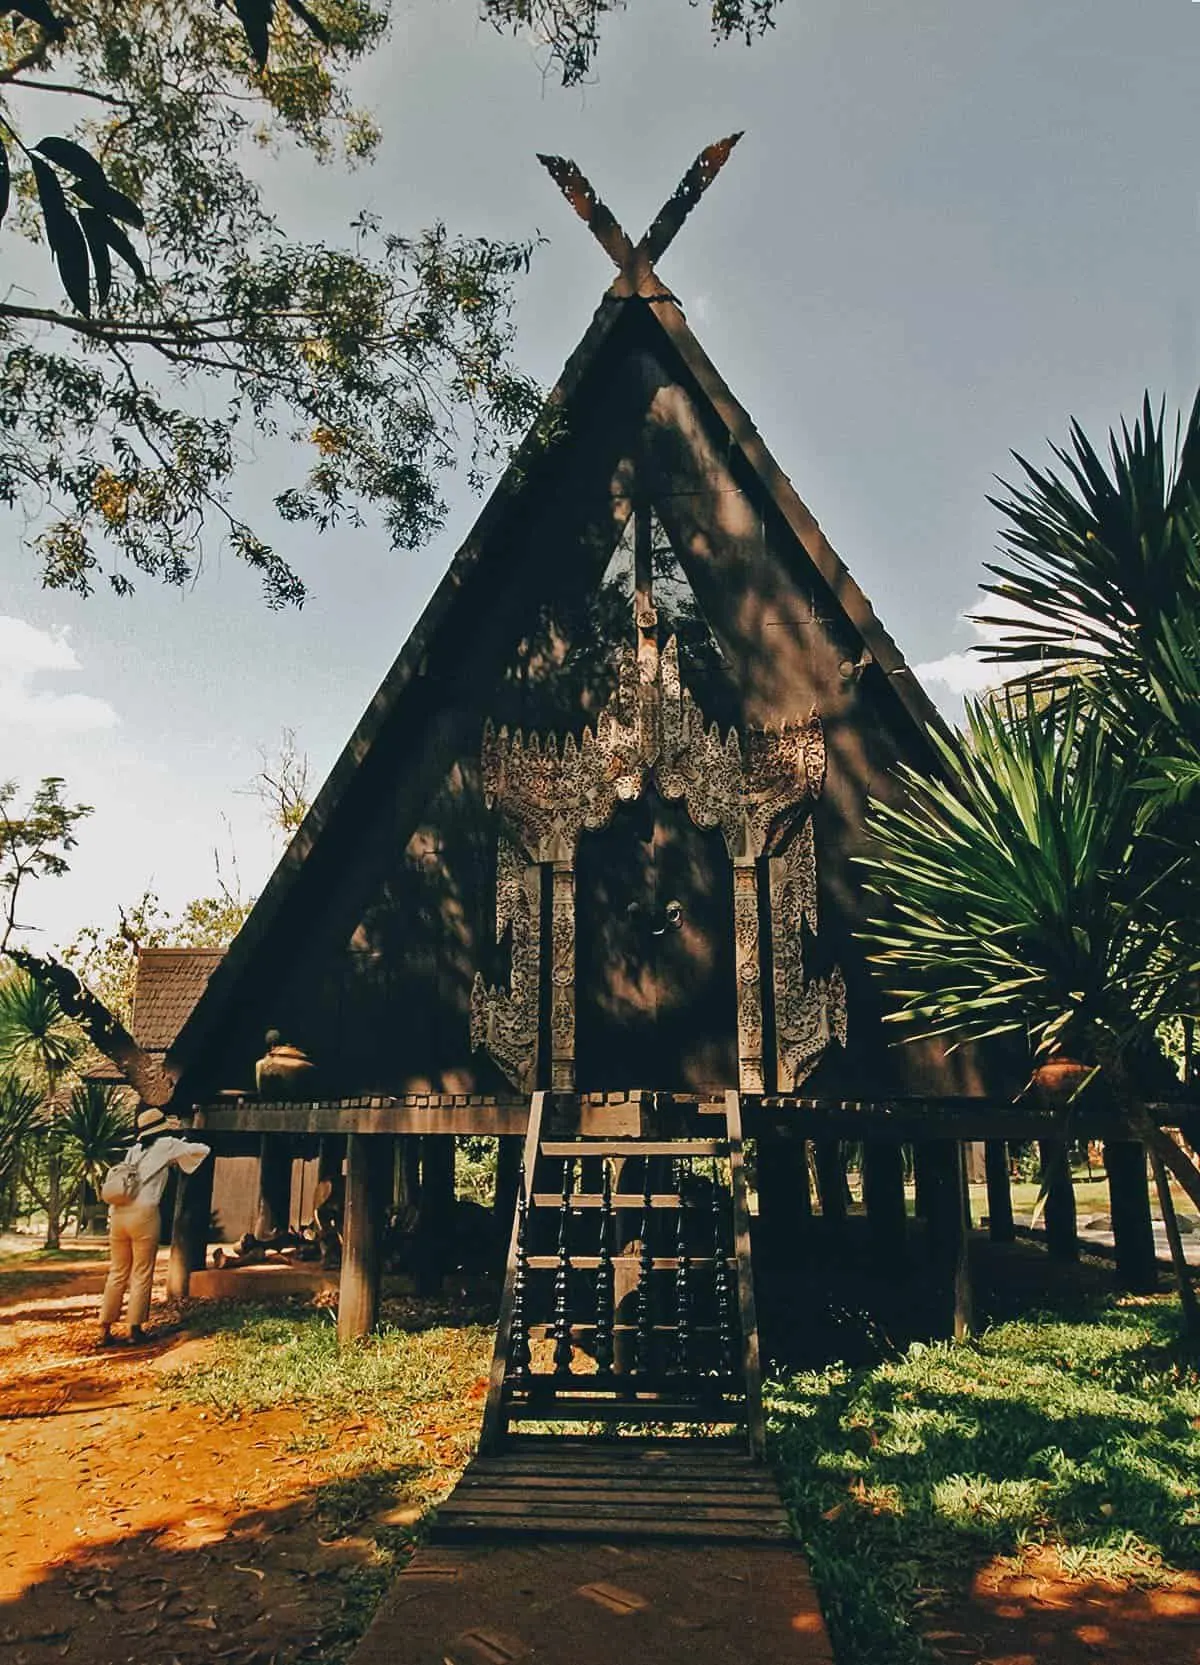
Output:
top-left (185, 305), bottom-right (991, 1106)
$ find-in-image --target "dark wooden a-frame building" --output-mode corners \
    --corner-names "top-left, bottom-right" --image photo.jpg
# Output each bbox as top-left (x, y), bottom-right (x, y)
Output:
top-left (149, 141), bottom-right (1161, 1468)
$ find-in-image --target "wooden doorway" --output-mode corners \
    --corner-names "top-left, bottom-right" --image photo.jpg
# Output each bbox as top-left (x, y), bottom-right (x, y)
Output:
top-left (574, 786), bottom-right (738, 1092)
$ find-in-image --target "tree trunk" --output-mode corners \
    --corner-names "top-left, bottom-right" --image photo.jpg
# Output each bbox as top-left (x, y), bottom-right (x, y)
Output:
top-left (1105, 1140), bottom-right (1157, 1294)
top-left (1150, 1148), bottom-right (1200, 1340)
top-left (1038, 1138), bottom-right (1078, 1261)
top-left (44, 1149), bottom-right (62, 1251)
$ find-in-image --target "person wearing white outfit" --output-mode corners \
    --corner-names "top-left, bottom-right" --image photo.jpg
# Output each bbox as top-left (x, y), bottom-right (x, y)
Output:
top-left (97, 1104), bottom-right (211, 1346)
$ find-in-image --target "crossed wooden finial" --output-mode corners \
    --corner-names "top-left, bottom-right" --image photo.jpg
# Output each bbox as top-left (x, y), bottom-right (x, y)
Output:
top-left (536, 133), bottom-right (743, 300)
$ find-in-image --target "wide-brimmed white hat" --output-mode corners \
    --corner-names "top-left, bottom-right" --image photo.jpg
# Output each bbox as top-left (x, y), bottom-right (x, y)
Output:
top-left (136, 1105), bottom-right (180, 1136)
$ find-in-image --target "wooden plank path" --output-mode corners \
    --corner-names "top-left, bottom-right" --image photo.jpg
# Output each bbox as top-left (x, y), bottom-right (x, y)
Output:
top-left (432, 1437), bottom-right (791, 1544)
top-left (350, 1538), bottom-right (834, 1665)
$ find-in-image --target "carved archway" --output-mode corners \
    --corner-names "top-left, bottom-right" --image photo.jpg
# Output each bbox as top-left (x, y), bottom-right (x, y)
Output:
top-left (469, 512), bottom-right (847, 1095)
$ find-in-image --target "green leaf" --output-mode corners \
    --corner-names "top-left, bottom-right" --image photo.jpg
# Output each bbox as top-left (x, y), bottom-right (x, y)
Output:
top-left (233, 0), bottom-right (274, 68)
top-left (78, 209), bottom-right (112, 308)
top-left (67, 174), bottom-right (145, 231)
top-left (283, 0), bottom-right (329, 44)
top-left (33, 136), bottom-right (109, 193)
top-left (30, 157), bottom-right (91, 318)
top-left (91, 214), bottom-right (147, 286)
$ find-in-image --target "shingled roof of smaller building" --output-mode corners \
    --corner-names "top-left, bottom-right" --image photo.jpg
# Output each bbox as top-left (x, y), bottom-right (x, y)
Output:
top-left (131, 948), bottom-right (225, 1053)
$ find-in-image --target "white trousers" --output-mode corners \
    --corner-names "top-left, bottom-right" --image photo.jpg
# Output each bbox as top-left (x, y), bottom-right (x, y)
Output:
top-left (99, 1202), bottom-right (161, 1327)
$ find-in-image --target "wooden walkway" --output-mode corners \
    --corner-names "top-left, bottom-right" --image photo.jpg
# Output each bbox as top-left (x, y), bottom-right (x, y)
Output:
top-left (432, 1436), bottom-right (791, 1544)
top-left (350, 1538), bottom-right (833, 1665)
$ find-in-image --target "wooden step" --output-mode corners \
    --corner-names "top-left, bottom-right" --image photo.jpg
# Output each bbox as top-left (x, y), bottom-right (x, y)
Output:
top-left (432, 1439), bottom-right (790, 1544)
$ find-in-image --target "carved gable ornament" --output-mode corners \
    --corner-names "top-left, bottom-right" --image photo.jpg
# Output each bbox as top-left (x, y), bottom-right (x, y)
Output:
top-left (470, 624), bottom-right (847, 1096)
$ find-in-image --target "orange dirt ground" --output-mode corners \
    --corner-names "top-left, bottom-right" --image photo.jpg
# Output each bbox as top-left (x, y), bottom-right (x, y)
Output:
top-left (2, 1253), bottom-right (1199, 1665)
top-left (0, 1253), bottom-right (482, 1665)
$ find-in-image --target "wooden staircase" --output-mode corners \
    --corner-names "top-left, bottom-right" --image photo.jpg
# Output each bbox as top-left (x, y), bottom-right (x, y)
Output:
top-left (434, 1089), bottom-right (787, 1544)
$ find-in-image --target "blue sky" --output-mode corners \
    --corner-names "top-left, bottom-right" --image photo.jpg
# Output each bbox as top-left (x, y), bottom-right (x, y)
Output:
top-left (5, 0), bottom-right (1200, 950)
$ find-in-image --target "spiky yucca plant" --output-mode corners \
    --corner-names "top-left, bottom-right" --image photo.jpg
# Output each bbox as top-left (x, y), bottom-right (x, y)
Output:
top-left (862, 392), bottom-right (1200, 1243)
top-left (859, 691), bottom-right (1194, 1069)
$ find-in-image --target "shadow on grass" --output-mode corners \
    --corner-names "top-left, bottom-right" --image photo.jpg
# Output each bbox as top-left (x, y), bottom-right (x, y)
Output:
top-left (768, 1291), bottom-right (1200, 1665)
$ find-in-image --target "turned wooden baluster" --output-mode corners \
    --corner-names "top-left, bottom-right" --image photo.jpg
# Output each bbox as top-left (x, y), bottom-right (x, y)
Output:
top-left (673, 1157), bottom-right (691, 1378)
top-left (594, 1158), bottom-right (614, 1378)
top-left (712, 1157), bottom-right (734, 1377)
top-left (552, 1155), bottom-right (574, 1377)
top-left (509, 1160), bottom-right (532, 1384)
top-left (634, 1162), bottom-right (654, 1378)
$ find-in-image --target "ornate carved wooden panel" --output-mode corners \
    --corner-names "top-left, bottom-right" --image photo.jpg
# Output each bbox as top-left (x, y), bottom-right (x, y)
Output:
top-left (732, 858), bottom-right (764, 1093)
top-left (469, 835), bottom-right (540, 1094)
top-left (471, 510), bottom-right (848, 1096)
top-left (769, 819), bottom-right (849, 1092)
top-left (550, 862), bottom-right (576, 1090)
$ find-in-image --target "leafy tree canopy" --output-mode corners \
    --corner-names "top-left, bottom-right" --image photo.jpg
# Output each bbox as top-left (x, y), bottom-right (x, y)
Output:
top-left (1, 0), bottom-right (780, 608)
top-left (64, 885), bottom-right (253, 1025)
top-left (0, 775), bottom-right (91, 952)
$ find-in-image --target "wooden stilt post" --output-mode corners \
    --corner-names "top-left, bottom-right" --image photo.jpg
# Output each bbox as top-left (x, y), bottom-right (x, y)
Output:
top-left (255, 1134), bottom-right (292, 1238)
top-left (814, 1139), bottom-right (846, 1230)
top-left (984, 1140), bottom-right (1014, 1242)
top-left (167, 1150), bottom-right (215, 1301)
top-left (953, 1141), bottom-right (974, 1339)
top-left (416, 1135), bottom-right (456, 1295)
top-left (338, 1134), bottom-right (384, 1343)
top-left (863, 1140), bottom-right (906, 1270)
top-left (1105, 1139), bottom-right (1157, 1293)
top-left (922, 1140), bottom-right (971, 1337)
top-left (1039, 1138), bottom-right (1078, 1261)
top-left (756, 1126), bottom-right (809, 1269)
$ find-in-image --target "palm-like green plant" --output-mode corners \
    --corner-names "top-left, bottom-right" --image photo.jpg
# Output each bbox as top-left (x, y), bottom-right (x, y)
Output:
top-left (0, 1076), bottom-right (43, 1231)
top-left (861, 390), bottom-right (1200, 1272)
top-left (860, 691), bottom-right (1196, 1072)
top-left (58, 1082), bottom-right (134, 1198)
top-left (0, 970), bottom-right (84, 1247)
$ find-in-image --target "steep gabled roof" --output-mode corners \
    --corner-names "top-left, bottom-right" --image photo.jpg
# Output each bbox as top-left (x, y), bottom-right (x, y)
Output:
top-left (167, 278), bottom-right (946, 1100)
top-left (132, 948), bottom-right (225, 1053)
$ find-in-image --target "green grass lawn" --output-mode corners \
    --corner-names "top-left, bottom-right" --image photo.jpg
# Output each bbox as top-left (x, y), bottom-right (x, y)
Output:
top-left (768, 1294), bottom-right (1200, 1664)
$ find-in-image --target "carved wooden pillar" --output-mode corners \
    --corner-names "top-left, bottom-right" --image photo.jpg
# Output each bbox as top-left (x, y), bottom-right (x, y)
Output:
top-left (733, 858), bottom-right (764, 1093)
top-left (550, 860), bottom-right (575, 1091)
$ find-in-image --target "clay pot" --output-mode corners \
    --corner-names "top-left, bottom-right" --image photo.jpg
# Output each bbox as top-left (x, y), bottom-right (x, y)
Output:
top-left (256, 1043), bottom-right (317, 1101)
top-left (1031, 1056), bottom-right (1092, 1107)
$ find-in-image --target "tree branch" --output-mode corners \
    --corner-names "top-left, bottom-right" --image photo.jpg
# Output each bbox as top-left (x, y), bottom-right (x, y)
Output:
top-left (6, 77), bottom-right (131, 107)
top-left (7, 948), bottom-right (175, 1107)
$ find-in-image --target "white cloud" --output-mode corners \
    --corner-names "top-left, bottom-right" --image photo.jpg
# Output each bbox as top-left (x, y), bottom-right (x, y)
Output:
top-left (914, 593), bottom-right (1038, 712)
top-left (0, 615), bottom-right (118, 736)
